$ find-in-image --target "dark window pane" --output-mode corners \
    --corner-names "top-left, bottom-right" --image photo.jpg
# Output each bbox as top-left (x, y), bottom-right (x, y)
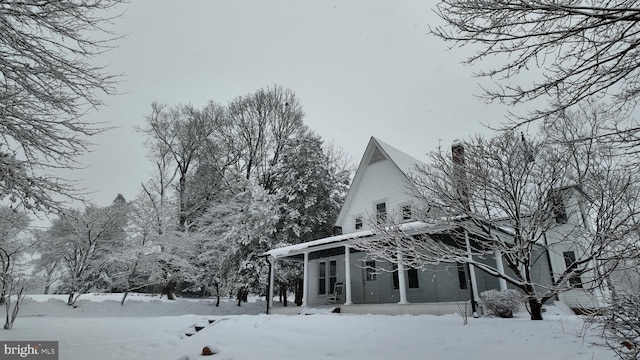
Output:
top-left (408, 268), bottom-right (419, 289)
top-left (402, 205), bottom-right (412, 220)
top-left (355, 217), bottom-right (363, 230)
top-left (366, 261), bottom-right (377, 281)
top-left (319, 261), bottom-right (326, 295)
top-left (376, 203), bottom-right (387, 223)
top-left (329, 278), bottom-right (336, 294)
top-left (457, 263), bottom-right (467, 290)
top-left (551, 190), bottom-right (568, 224)
top-left (330, 260), bottom-right (336, 276)
top-left (392, 263), bottom-right (399, 289)
top-left (563, 251), bottom-right (582, 288)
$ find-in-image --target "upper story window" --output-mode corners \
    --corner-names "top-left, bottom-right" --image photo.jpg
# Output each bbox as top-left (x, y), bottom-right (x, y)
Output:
top-left (563, 251), bottom-right (583, 288)
top-left (550, 189), bottom-right (568, 224)
top-left (376, 202), bottom-right (387, 224)
top-left (401, 205), bottom-right (412, 221)
top-left (355, 216), bottom-right (363, 230)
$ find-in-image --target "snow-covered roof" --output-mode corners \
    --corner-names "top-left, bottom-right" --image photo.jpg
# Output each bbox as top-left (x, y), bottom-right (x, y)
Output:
top-left (335, 137), bottom-right (426, 227)
top-left (263, 229), bottom-right (374, 258)
top-left (264, 221), bottom-right (439, 259)
top-left (373, 137), bottom-right (426, 178)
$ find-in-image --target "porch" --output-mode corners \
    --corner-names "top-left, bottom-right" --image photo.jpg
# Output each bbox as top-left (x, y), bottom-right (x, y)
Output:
top-left (263, 222), bottom-right (513, 315)
top-left (270, 301), bottom-right (475, 316)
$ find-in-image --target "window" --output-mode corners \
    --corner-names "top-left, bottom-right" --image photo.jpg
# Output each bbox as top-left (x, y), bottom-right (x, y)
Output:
top-left (365, 261), bottom-right (377, 281)
top-left (329, 260), bottom-right (337, 293)
top-left (401, 205), bottom-right (412, 221)
top-left (457, 263), bottom-right (467, 290)
top-left (563, 251), bottom-right (583, 288)
top-left (318, 260), bottom-right (338, 295)
top-left (318, 261), bottom-right (326, 295)
top-left (392, 264), bottom-right (419, 289)
top-left (355, 216), bottom-right (363, 230)
top-left (550, 190), bottom-right (568, 224)
top-left (376, 202), bottom-right (387, 224)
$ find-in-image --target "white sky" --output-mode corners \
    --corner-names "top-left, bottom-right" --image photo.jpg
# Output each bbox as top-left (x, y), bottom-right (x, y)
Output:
top-left (58, 0), bottom-right (516, 212)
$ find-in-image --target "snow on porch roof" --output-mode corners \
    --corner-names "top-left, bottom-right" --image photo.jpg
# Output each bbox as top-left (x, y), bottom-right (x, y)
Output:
top-left (263, 221), bottom-right (437, 259)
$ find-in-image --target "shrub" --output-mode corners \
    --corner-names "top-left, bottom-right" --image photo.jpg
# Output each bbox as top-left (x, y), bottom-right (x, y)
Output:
top-left (480, 289), bottom-right (524, 318)
top-left (594, 293), bottom-right (640, 360)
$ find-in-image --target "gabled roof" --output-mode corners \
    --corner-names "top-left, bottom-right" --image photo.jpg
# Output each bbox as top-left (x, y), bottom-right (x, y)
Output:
top-left (374, 137), bottom-right (426, 178)
top-left (335, 137), bottom-right (426, 227)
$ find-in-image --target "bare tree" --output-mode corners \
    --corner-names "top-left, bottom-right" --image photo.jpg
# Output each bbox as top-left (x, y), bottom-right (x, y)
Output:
top-left (356, 129), bottom-right (640, 320)
top-left (224, 85), bottom-right (306, 188)
top-left (0, 0), bottom-right (123, 213)
top-left (141, 102), bottom-right (223, 229)
top-left (431, 1), bottom-right (640, 134)
top-left (0, 207), bottom-right (31, 330)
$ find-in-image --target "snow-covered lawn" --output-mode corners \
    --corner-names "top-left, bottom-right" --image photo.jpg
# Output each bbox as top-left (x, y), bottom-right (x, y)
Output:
top-left (2, 294), bottom-right (616, 360)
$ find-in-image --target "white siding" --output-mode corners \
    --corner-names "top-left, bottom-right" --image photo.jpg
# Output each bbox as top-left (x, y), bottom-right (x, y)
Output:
top-left (545, 189), bottom-right (604, 309)
top-left (337, 159), bottom-right (415, 234)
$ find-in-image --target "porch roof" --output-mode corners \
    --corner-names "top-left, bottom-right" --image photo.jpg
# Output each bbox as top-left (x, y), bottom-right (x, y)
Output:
top-left (264, 221), bottom-right (438, 259)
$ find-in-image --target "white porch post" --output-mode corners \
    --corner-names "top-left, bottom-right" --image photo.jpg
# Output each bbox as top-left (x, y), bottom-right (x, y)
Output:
top-left (344, 246), bottom-right (352, 305)
top-left (494, 250), bottom-right (508, 291)
top-left (268, 257), bottom-right (275, 311)
top-left (302, 251), bottom-right (309, 307)
top-left (397, 248), bottom-right (409, 305)
top-left (465, 230), bottom-right (480, 311)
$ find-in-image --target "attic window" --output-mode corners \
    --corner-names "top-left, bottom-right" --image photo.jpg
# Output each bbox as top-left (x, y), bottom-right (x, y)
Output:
top-left (550, 189), bottom-right (568, 224)
top-left (355, 217), bottom-right (363, 230)
top-left (401, 205), bottom-right (412, 221)
top-left (369, 147), bottom-right (387, 165)
top-left (376, 202), bottom-right (387, 224)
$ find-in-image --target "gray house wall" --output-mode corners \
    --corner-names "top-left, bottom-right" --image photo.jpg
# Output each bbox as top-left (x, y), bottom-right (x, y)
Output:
top-left (306, 250), bottom-right (471, 306)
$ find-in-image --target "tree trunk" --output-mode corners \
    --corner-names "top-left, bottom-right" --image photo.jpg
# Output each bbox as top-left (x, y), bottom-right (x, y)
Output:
top-left (121, 291), bottom-right (129, 306)
top-left (528, 298), bottom-right (543, 320)
top-left (294, 278), bottom-right (303, 306)
top-left (161, 279), bottom-right (177, 300)
top-left (44, 285), bottom-right (50, 295)
top-left (214, 282), bottom-right (220, 307)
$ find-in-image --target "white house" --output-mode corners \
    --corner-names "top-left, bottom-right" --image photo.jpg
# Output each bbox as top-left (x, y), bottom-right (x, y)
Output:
top-left (264, 137), bottom-right (601, 315)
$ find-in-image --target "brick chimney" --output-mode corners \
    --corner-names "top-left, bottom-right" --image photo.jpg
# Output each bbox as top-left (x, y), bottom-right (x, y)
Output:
top-left (451, 141), bottom-right (470, 210)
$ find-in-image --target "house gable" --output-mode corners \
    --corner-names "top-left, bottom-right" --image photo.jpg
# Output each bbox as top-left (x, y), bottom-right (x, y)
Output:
top-left (336, 137), bottom-right (425, 234)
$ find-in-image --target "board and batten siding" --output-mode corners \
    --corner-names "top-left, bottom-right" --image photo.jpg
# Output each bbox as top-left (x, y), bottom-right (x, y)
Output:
top-left (338, 158), bottom-right (415, 234)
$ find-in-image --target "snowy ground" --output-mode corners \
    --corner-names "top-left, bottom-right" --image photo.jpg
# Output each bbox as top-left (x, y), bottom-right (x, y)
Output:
top-left (2, 293), bottom-right (617, 360)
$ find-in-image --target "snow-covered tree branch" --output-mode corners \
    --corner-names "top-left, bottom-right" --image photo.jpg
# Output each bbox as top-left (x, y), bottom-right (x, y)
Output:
top-left (0, 0), bottom-right (124, 213)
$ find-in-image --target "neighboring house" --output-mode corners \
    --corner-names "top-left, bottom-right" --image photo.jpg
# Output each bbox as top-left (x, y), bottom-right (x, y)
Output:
top-left (264, 137), bottom-right (600, 314)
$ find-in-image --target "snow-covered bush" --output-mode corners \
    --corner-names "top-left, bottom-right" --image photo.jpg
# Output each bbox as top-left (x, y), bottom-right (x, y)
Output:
top-left (595, 293), bottom-right (640, 360)
top-left (480, 289), bottom-right (524, 318)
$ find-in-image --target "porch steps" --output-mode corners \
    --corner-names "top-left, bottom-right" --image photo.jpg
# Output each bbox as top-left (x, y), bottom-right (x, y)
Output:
top-left (182, 317), bottom-right (225, 338)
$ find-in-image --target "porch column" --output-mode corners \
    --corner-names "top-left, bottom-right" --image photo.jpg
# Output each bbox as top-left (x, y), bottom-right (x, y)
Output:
top-left (344, 246), bottom-right (353, 305)
top-left (268, 257), bottom-right (275, 312)
top-left (302, 251), bottom-right (309, 307)
top-left (494, 250), bottom-right (508, 291)
top-left (397, 248), bottom-right (409, 305)
top-left (465, 230), bottom-right (480, 313)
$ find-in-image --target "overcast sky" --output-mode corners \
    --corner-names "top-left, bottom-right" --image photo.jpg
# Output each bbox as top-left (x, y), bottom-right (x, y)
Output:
top-left (54, 0), bottom-right (517, 216)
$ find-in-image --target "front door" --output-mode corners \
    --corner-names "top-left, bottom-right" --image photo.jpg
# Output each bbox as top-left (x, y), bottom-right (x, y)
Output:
top-left (363, 260), bottom-right (379, 303)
